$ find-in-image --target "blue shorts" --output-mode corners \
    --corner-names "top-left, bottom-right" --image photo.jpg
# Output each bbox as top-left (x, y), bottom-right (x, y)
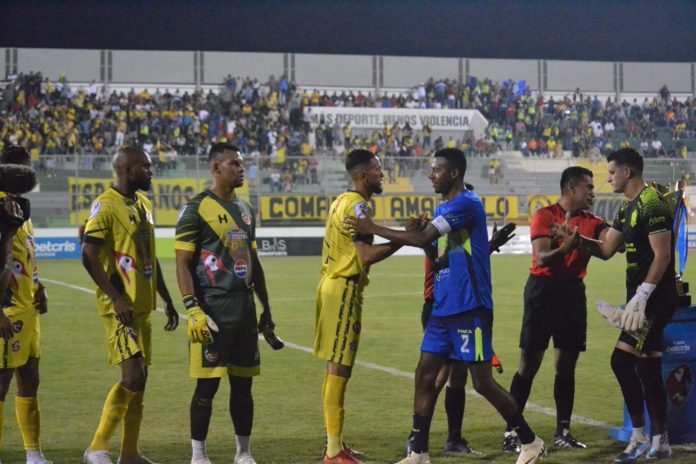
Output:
top-left (421, 308), bottom-right (493, 363)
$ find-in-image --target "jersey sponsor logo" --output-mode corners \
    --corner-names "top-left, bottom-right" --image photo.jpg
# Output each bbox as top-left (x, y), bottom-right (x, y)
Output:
top-left (648, 215), bottom-right (667, 226)
top-left (12, 321), bottom-right (23, 333)
top-left (353, 322), bottom-right (361, 334)
top-left (114, 252), bottom-right (138, 284)
top-left (227, 230), bottom-right (248, 241)
top-left (241, 212), bottom-right (252, 225)
top-left (233, 259), bottom-right (248, 278)
top-left (89, 201), bottom-right (102, 219)
top-left (200, 249), bottom-right (231, 285)
top-left (11, 340), bottom-right (20, 352)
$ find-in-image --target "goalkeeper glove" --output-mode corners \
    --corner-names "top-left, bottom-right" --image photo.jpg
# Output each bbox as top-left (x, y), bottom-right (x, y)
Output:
top-left (620, 283), bottom-right (655, 332)
top-left (258, 310), bottom-right (284, 350)
top-left (596, 300), bottom-right (623, 329)
top-left (183, 295), bottom-right (218, 344)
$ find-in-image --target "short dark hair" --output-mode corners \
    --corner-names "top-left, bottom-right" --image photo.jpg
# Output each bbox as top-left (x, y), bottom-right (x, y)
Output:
top-left (0, 144), bottom-right (30, 164)
top-left (345, 149), bottom-right (376, 175)
top-left (560, 166), bottom-right (593, 192)
top-left (607, 147), bottom-right (643, 175)
top-left (434, 148), bottom-right (467, 179)
top-left (208, 142), bottom-right (240, 162)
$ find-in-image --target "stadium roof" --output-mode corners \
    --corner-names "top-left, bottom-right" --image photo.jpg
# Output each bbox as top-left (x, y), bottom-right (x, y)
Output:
top-left (3, 0), bottom-right (696, 62)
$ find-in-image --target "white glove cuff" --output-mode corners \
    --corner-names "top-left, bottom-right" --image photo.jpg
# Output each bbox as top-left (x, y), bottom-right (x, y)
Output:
top-left (637, 282), bottom-right (656, 301)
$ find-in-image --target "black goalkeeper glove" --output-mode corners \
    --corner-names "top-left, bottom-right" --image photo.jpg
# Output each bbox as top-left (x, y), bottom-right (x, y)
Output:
top-left (489, 222), bottom-right (516, 254)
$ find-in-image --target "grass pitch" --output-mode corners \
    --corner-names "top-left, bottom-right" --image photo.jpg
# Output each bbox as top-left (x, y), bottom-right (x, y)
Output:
top-left (4, 255), bottom-right (694, 463)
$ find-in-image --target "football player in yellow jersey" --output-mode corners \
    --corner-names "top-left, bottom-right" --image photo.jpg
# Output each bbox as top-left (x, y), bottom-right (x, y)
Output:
top-left (175, 143), bottom-right (279, 464)
top-left (82, 147), bottom-right (179, 464)
top-left (315, 149), bottom-right (402, 464)
top-left (0, 146), bottom-right (52, 464)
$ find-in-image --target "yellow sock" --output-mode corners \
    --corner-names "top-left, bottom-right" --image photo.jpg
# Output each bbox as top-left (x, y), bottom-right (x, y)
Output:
top-left (15, 396), bottom-right (40, 451)
top-left (90, 383), bottom-right (135, 451)
top-left (324, 374), bottom-right (347, 458)
top-left (121, 390), bottom-right (144, 458)
top-left (321, 368), bottom-right (329, 402)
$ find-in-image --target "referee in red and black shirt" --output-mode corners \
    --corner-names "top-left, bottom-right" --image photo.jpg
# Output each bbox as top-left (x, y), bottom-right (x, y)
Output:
top-left (502, 166), bottom-right (607, 453)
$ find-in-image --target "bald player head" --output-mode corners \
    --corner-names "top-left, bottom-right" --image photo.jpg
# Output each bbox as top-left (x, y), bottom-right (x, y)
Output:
top-left (112, 146), bottom-right (153, 195)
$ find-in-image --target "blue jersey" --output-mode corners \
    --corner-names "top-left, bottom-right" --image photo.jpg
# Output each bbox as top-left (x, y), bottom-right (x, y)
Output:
top-left (430, 190), bottom-right (493, 317)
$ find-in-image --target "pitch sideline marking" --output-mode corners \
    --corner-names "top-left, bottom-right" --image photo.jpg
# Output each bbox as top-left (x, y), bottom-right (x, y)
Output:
top-left (43, 277), bottom-right (611, 429)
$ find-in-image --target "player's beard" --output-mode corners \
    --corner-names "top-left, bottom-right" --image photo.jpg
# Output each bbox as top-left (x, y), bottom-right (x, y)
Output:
top-left (138, 178), bottom-right (152, 191)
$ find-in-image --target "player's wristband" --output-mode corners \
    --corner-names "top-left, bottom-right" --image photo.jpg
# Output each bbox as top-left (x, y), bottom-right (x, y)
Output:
top-left (183, 295), bottom-right (200, 310)
top-left (637, 282), bottom-right (656, 301)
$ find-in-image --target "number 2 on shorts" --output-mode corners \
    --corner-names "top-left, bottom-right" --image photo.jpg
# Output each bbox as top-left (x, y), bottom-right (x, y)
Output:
top-left (460, 334), bottom-right (470, 353)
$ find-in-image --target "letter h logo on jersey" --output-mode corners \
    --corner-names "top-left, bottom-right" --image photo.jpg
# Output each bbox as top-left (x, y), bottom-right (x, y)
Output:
top-left (218, 214), bottom-right (228, 224)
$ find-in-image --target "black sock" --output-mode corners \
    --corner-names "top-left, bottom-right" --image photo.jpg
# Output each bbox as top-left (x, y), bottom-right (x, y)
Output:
top-left (611, 349), bottom-right (645, 427)
top-left (508, 414), bottom-right (535, 444)
top-left (554, 373), bottom-right (575, 436)
top-left (229, 377), bottom-right (254, 436)
top-left (411, 413), bottom-right (433, 453)
top-left (444, 386), bottom-right (465, 442)
top-left (190, 393), bottom-right (214, 441)
top-left (190, 378), bottom-right (220, 441)
top-left (637, 357), bottom-right (667, 435)
top-left (508, 372), bottom-right (533, 429)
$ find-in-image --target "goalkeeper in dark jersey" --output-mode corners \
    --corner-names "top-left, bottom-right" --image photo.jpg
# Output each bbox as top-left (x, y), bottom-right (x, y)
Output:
top-left (175, 143), bottom-right (279, 464)
top-left (574, 148), bottom-right (677, 463)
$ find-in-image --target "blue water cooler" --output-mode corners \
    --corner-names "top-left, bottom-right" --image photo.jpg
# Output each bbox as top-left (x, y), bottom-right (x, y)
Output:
top-left (610, 306), bottom-right (696, 444)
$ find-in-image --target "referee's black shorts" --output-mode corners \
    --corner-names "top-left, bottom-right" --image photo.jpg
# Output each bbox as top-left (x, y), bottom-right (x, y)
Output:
top-left (519, 274), bottom-right (587, 352)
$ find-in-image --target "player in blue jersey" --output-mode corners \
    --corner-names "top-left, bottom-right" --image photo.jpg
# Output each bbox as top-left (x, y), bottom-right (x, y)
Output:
top-left (346, 148), bottom-right (544, 464)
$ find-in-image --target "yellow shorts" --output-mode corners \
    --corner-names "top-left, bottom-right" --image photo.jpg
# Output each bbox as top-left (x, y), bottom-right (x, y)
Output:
top-left (189, 344), bottom-right (260, 379)
top-left (0, 309), bottom-right (40, 369)
top-left (313, 277), bottom-right (364, 367)
top-left (100, 311), bottom-right (152, 365)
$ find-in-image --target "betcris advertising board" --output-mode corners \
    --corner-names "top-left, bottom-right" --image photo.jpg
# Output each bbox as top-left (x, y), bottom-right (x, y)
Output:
top-left (34, 237), bottom-right (81, 259)
top-left (33, 229), bottom-right (81, 260)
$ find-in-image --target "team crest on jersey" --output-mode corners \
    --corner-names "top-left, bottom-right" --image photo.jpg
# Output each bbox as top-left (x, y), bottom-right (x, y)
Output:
top-left (89, 201), bottom-right (102, 219)
top-left (12, 321), bottom-right (23, 333)
top-left (11, 341), bottom-right (20, 352)
top-left (241, 213), bottom-right (252, 225)
top-left (200, 249), bottom-right (230, 284)
top-left (349, 341), bottom-right (358, 352)
top-left (354, 203), bottom-right (369, 219)
top-left (233, 259), bottom-right (248, 278)
top-left (114, 252), bottom-right (138, 284)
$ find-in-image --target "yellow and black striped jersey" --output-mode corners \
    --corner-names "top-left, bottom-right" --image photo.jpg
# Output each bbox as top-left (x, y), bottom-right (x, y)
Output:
top-left (83, 187), bottom-right (157, 315)
top-left (320, 191), bottom-right (373, 284)
top-left (175, 190), bottom-right (257, 299)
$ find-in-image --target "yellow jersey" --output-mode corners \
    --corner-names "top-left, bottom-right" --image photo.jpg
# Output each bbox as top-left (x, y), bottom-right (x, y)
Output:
top-left (0, 193), bottom-right (38, 315)
top-left (320, 191), bottom-right (373, 285)
top-left (83, 188), bottom-right (157, 315)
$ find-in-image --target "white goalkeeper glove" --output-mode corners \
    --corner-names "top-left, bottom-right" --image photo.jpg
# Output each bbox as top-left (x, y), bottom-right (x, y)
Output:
top-left (620, 283), bottom-right (655, 332)
top-left (596, 300), bottom-right (623, 329)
